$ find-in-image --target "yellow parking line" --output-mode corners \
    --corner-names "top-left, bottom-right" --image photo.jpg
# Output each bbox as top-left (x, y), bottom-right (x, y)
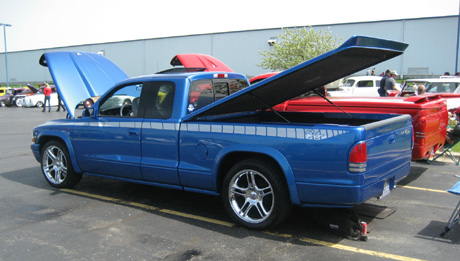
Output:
top-left (61, 188), bottom-right (424, 261)
top-left (265, 232), bottom-right (424, 261)
top-left (397, 185), bottom-right (448, 193)
top-left (159, 208), bottom-right (234, 227)
top-left (61, 188), bottom-right (233, 226)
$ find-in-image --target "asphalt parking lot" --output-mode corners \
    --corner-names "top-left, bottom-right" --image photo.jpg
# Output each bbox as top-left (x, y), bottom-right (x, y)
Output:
top-left (1, 106), bottom-right (459, 260)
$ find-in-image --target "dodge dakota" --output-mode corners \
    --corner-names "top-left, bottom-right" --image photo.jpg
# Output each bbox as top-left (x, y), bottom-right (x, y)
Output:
top-left (31, 36), bottom-right (413, 229)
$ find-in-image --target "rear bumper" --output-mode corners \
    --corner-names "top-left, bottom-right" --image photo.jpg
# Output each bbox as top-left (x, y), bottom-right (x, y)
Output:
top-left (296, 160), bottom-right (411, 207)
top-left (412, 130), bottom-right (446, 160)
top-left (412, 144), bottom-right (443, 160)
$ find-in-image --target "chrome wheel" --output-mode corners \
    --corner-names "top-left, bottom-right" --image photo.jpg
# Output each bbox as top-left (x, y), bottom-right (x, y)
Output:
top-left (228, 169), bottom-right (274, 224)
top-left (223, 159), bottom-right (291, 229)
top-left (42, 145), bottom-right (68, 185)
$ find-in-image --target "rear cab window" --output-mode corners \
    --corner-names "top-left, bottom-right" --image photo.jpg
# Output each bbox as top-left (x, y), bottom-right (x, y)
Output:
top-left (187, 78), bottom-right (248, 114)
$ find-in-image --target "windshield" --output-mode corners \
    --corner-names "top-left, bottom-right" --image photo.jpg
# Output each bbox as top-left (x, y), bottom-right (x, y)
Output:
top-left (425, 82), bottom-right (460, 93)
top-left (341, 79), bottom-right (355, 87)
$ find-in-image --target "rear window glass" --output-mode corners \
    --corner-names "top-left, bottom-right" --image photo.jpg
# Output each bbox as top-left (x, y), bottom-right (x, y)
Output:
top-left (187, 79), bottom-right (248, 114)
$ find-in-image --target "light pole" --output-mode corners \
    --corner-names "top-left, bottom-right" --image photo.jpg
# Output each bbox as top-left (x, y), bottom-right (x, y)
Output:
top-left (0, 23), bottom-right (12, 88)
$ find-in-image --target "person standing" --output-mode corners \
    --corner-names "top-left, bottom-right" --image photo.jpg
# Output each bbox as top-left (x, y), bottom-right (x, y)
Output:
top-left (42, 83), bottom-right (52, 112)
top-left (385, 70), bottom-right (399, 94)
top-left (378, 69), bottom-right (390, 96)
top-left (56, 92), bottom-right (66, 112)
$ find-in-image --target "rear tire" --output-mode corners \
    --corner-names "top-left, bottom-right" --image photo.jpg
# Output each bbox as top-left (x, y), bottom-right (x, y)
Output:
top-left (222, 159), bottom-right (291, 229)
top-left (36, 101), bottom-right (44, 108)
top-left (41, 140), bottom-right (82, 188)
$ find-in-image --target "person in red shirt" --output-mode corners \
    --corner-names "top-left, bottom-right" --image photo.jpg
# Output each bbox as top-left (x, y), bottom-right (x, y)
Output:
top-left (42, 83), bottom-right (52, 112)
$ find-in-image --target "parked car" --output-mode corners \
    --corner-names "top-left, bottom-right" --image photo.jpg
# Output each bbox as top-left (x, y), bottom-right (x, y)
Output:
top-left (326, 76), bottom-right (400, 97)
top-left (0, 87), bottom-right (8, 97)
top-left (399, 78), bottom-right (460, 109)
top-left (12, 84), bottom-right (41, 107)
top-left (0, 87), bottom-right (35, 107)
top-left (401, 78), bottom-right (460, 95)
top-left (273, 94), bottom-right (448, 160)
top-left (0, 88), bottom-right (13, 106)
top-left (249, 72), bottom-right (280, 84)
top-left (20, 86), bottom-right (59, 107)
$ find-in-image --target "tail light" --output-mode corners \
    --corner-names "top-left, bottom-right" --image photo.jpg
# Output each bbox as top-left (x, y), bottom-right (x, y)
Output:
top-left (349, 141), bottom-right (367, 173)
top-left (214, 73), bottom-right (228, 78)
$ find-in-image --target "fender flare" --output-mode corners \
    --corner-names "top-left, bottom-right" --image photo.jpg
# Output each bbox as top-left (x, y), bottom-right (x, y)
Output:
top-left (214, 144), bottom-right (300, 205)
top-left (37, 130), bottom-right (82, 173)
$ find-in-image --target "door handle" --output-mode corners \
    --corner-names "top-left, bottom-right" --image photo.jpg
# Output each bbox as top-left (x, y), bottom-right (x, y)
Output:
top-left (128, 128), bottom-right (139, 136)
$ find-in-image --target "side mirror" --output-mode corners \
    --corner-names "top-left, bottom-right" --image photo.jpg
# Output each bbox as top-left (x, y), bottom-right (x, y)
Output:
top-left (82, 108), bottom-right (94, 117)
top-left (83, 98), bottom-right (94, 108)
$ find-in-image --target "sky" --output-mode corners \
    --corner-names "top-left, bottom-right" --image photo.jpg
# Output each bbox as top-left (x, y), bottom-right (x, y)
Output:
top-left (0, 0), bottom-right (459, 52)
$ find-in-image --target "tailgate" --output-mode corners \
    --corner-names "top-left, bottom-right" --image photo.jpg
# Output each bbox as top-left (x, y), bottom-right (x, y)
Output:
top-left (363, 114), bottom-right (412, 181)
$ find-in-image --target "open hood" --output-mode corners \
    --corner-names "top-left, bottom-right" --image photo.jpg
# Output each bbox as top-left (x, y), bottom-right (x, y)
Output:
top-left (26, 84), bottom-right (40, 94)
top-left (184, 35), bottom-right (408, 121)
top-left (39, 52), bottom-right (129, 117)
top-left (169, 53), bottom-right (233, 72)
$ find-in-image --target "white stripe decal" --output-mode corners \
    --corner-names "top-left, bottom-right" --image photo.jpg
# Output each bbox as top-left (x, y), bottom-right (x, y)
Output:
top-left (267, 127), bottom-right (277, 136)
top-left (199, 124), bottom-right (211, 132)
top-left (181, 123), bottom-right (348, 140)
top-left (51, 121), bottom-right (348, 140)
top-left (287, 128), bottom-right (296, 138)
top-left (256, 127), bottom-right (267, 136)
top-left (223, 125), bottom-right (234, 133)
top-left (277, 127), bottom-right (286, 138)
top-left (211, 125), bottom-right (223, 133)
top-left (164, 123), bottom-right (176, 130)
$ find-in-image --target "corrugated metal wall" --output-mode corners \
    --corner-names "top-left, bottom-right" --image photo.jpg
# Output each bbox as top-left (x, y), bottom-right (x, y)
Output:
top-left (0, 16), bottom-right (459, 85)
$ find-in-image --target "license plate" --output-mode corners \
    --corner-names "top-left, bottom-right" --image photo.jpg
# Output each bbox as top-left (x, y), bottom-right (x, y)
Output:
top-left (378, 181), bottom-right (391, 199)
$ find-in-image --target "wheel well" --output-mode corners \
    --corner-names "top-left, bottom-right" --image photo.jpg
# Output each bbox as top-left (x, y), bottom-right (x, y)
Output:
top-left (217, 152), bottom-right (287, 193)
top-left (37, 136), bottom-right (65, 154)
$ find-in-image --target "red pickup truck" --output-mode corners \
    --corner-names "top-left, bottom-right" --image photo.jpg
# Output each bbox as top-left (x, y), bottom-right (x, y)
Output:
top-left (273, 95), bottom-right (448, 160)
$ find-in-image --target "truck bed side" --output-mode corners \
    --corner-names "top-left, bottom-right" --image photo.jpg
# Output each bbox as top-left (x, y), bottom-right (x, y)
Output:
top-left (178, 112), bottom-right (412, 206)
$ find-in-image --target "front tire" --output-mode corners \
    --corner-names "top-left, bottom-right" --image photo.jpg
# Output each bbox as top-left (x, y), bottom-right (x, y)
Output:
top-left (222, 159), bottom-right (291, 229)
top-left (41, 140), bottom-right (82, 188)
top-left (36, 101), bottom-right (44, 108)
top-left (15, 98), bottom-right (23, 107)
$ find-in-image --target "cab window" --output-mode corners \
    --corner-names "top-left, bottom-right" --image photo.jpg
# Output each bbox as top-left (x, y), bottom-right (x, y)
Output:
top-left (143, 81), bottom-right (176, 119)
top-left (356, 80), bottom-right (373, 87)
top-left (99, 84), bottom-right (142, 117)
top-left (187, 78), bottom-right (248, 114)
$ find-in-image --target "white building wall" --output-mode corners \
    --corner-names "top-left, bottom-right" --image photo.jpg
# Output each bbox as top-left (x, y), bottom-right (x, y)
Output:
top-left (0, 16), bottom-right (459, 85)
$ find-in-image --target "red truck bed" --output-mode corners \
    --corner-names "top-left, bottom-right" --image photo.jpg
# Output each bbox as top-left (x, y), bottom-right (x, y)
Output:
top-left (274, 94), bottom-right (448, 160)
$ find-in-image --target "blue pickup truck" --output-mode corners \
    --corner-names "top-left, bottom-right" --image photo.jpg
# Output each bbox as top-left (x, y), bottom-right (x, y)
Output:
top-left (31, 36), bottom-right (412, 229)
